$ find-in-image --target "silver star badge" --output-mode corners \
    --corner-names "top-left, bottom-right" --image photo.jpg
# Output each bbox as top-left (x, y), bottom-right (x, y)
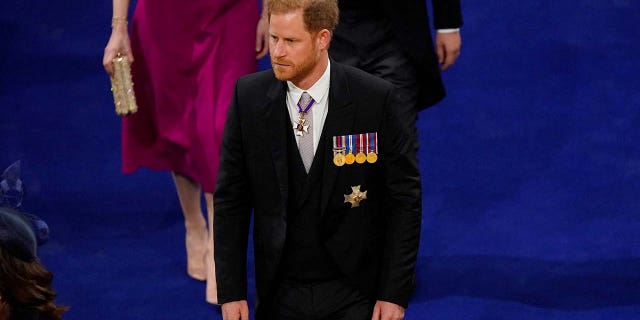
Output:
top-left (344, 185), bottom-right (367, 208)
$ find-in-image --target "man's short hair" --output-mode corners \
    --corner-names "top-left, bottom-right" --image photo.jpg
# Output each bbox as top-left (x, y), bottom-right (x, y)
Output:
top-left (267, 0), bottom-right (339, 32)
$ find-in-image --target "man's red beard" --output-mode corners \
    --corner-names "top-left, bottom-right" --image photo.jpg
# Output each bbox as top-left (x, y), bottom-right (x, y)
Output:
top-left (271, 59), bottom-right (295, 81)
top-left (271, 56), bottom-right (317, 83)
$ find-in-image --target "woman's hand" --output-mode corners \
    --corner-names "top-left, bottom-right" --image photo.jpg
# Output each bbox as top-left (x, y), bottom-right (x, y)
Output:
top-left (103, 23), bottom-right (134, 76)
top-left (255, 15), bottom-right (270, 59)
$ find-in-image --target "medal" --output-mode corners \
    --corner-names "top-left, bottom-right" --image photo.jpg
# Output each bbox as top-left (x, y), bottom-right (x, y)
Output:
top-left (294, 94), bottom-right (314, 136)
top-left (344, 134), bottom-right (355, 164)
top-left (345, 153), bottom-right (355, 164)
top-left (344, 185), bottom-right (367, 208)
top-left (332, 135), bottom-right (346, 166)
top-left (355, 133), bottom-right (367, 164)
top-left (366, 132), bottom-right (378, 163)
top-left (333, 153), bottom-right (346, 166)
top-left (293, 118), bottom-right (309, 136)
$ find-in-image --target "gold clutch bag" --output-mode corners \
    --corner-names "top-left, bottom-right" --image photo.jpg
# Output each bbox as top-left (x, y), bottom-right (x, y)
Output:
top-left (110, 54), bottom-right (138, 116)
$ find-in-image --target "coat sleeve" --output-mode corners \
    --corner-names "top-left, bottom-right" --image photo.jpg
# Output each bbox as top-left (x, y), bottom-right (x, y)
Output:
top-left (213, 80), bottom-right (253, 304)
top-left (376, 86), bottom-right (423, 308)
top-left (431, 0), bottom-right (464, 29)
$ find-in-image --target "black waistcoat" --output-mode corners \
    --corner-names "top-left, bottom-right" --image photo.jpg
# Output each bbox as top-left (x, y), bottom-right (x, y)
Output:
top-left (279, 120), bottom-right (340, 282)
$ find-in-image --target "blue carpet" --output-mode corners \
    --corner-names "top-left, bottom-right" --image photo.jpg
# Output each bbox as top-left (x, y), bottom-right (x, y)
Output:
top-left (1, 0), bottom-right (639, 319)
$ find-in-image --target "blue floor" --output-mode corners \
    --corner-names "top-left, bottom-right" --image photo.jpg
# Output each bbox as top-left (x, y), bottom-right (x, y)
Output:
top-left (1, 0), bottom-right (639, 319)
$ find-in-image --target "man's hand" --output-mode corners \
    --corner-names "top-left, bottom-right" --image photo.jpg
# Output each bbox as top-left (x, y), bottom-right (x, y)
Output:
top-left (435, 31), bottom-right (461, 71)
top-left (371, 300), bottom-right (405, 320)
top-left (221, 300), bottom-right (250, 320)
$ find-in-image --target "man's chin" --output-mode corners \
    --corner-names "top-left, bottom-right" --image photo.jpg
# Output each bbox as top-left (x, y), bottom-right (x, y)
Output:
top-left (273, 70), bottom-right (291, 81)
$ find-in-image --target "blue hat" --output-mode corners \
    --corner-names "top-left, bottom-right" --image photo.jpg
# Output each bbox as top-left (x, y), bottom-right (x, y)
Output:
top-left (0, 207), bottom-right (38, 262)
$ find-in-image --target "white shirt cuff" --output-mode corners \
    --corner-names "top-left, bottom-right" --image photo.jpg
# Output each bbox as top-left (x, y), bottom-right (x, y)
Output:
top-left (437, 28), bottom-right (460, 34)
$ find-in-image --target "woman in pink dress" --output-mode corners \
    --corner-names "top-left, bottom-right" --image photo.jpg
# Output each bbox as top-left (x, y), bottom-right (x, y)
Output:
top-left (102, 0), bottom-right (269, 304)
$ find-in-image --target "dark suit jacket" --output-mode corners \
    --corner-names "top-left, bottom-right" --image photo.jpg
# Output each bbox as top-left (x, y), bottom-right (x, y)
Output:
top-left (214, 62), bottom-right (422, 316)
top-left (335, 0), bottom-right (463, 109)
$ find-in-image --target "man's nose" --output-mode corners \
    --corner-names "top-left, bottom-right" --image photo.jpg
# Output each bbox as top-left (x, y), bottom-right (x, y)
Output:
top-left (271, 41), bottom-right (285, 57)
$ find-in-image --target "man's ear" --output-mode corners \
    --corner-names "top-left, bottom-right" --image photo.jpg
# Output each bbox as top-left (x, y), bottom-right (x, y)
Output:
top-left (317, 29), bottom-right (331, 50)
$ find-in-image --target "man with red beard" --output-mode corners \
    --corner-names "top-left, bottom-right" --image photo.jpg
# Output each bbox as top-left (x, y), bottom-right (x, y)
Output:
top-left (214, 1), bottom-right (421, 319)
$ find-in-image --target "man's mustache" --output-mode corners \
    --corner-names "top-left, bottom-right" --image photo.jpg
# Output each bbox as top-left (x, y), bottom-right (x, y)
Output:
top-left (271, 59), bottom-right (292, 65)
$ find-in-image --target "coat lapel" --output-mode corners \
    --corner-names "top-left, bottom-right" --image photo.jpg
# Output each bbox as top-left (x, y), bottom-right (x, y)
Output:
top-left (266, 79), bottom-right (289, 212)
top-left (320, 63), bottom-right (356, 217)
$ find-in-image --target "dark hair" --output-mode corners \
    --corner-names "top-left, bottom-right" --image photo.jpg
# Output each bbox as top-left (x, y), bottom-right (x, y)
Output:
top-left (0, 246), bottom-right (67, 320)
top-left (267, 0), bottom-right (339, 32)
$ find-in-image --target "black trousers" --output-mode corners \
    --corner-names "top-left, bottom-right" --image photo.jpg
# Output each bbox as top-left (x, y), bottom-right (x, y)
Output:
top-left (265, 279), bottom-right (374, 320)
top-left (330, 13), bottom-right (420, 152)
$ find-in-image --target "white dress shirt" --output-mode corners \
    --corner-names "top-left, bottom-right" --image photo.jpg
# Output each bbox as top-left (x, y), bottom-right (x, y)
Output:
top-left (286, 60), bottom-right (331, 153)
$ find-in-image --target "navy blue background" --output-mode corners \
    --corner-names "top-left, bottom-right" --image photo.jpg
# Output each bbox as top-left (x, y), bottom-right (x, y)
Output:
top-left (1, 1), bottom-right (639, 319)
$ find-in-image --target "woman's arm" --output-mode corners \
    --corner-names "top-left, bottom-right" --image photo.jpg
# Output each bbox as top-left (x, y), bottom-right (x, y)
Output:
top-left (255, 0), bottom-right (270, 59)
top-left (103, 0), bottom-right (132, 76)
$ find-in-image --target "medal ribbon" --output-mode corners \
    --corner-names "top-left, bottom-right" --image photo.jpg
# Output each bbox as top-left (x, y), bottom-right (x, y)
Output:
top-left (369, 132), bottom-right (377, 154)
top-left (333, 135), bottom-right (343, 150)
top-left (297, 97), bottom-right (315, 114)
top-left (365, 133), bottom-right (370, 154)
top-left (374, 132), bottom-right (378, 153)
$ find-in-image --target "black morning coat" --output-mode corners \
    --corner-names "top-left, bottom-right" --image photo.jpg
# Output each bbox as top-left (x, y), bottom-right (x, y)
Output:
top-left (383, 0), bottom-right (463, 108)
top-left (214, 61), bottom-right (422, 318)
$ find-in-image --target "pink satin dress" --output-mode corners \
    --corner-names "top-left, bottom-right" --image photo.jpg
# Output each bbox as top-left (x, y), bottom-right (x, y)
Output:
top-left (122, 0), bottom-right (259, 192)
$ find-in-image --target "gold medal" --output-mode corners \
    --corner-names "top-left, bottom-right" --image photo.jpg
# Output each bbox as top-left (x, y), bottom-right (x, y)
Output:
top-left (333, 153), bottom-right (346, 166)
top-left (366, 152), bottom-right (378, 163)
top-left (355, 133), bottom-right (367, 164)
top-left (345, 153), bottom-right (355, 164)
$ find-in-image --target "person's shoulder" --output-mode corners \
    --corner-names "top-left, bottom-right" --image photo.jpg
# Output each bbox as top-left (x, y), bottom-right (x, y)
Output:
top-left (333, 61), bottom-right (393, 92)
top-left (233, 69), bottom-right (282, 108)
top-left (236, 69), bottom-right (276, 89)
